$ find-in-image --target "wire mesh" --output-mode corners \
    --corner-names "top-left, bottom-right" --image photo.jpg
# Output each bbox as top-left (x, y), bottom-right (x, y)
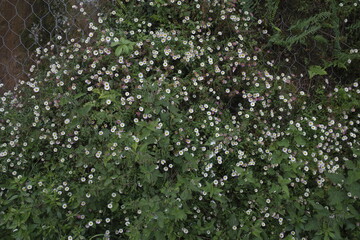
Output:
top-left (0, 0), bottom-right (358, 94)
top-left (0, 0), bottom-right (105, 93)
top-left (254, 0), bottom-right (359, 92)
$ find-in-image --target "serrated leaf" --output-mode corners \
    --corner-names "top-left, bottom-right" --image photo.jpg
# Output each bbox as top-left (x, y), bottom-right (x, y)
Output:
top-left (325, 172), bottom-right (344, 184)
top-left (347, 170), bottom-right (360, 184)
top-left (345, 160), bottom-right (356, 169)
top-left (304, 218), bottom-right (319, 231)
top-left (278, 175), bottom-right (290, 198)
top-left (172, 208), bottom-right (187, 220)
top-left (308, 65), bottom-right (327, 79)
top-left (328, 189), bottom-right (346, 206)
top-left (272, 151), bottom-right (286, 164)
top-left (309, 200), bottom-right (326, 212)
top-left (313, 34), bottom-right (328, 45)
top-left (60, 97), bottom-right (69, 106)
top-left (180, 189), bottom-right (192, 200)
top-left (139, 141), bottom-right (152, 153)
top-left (184, 152), bottom-right (194, 161)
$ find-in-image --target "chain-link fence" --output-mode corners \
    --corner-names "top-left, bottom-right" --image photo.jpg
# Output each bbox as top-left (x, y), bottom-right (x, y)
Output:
top-left (0, 0), bottom-right (107, 93)
top-left (249, 0), bottom-right (359, 92)
top-left (1, 0), bottom-right (358, 94)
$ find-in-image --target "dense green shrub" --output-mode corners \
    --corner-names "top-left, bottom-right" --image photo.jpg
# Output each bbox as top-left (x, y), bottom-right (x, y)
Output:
top-left (0, 1), bottom-right (359, 239)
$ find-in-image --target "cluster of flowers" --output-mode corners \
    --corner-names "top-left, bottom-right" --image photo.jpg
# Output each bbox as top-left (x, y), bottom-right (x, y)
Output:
top-left (0, 0), bottom-right (359, 239)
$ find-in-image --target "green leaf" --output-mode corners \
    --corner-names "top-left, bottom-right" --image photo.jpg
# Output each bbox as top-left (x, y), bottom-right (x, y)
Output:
top-left (345, 184), bottom-right (360, 202)
top-left (282, 185), bottom-right (290, 198)
top-left (5, 195), bottom-right (19, 204)
top-left (347, 170), bottom-right (360, 184)
top-left (325, 172), bottom-right (344, 184)
top-left (278, 175), bottom-right (290, 198)
top-left (309, 200), bottom-right (326, 212)
top-left (123, 39), bottom-right (132, 45)
top-left (78, 102), bottom-right (94, 116)
top-left (157, 212), bottom-right (165, 229)
top-left (277, 138), bottom-right (290, 147)
top-left (272, 151), bottom-right (287, 164)
top-left (313, 34), bottom-right (328, 45)
top-left (60, 97), bottom-right (69, 106)
top-left (103, 155), bottom-right (112, 166)
top-left (155, 231), bottom-right (166, 240)
top-left (111, 41), bottom-right (121, 47)
top-left (123, 45), bottom-right (130, 55)
top-left (74, 92), bottom-right (86, 99)
top-left (132, 142), bottom-right (138, 151)
top-left (351, 148), bottom-right (360, 157)
top-left (252, 227), bottom-right (262, 239)
top-left (294, 136), bottom-right (306, 145)
top-left (228, 214), bottom-right (238, 226)
top-left (104, 178), bottom-right (112, 187)
top-left (328, 189), bottom-right (346, 206)
top-left (347, 204), bottom-right (360, 216)
top-left (115, 46), bottom-right (123, 56)
top-left (139, 141), bottom-right (150, 153)
top-left (344, 160), bottom-right (356, 170)
top-left (110, 202), bottom-right (119, 212)
top-left (308, 65), bottom-right (327, 79)
top-left (171, 208), bottom-right (187, 221)
top-left (180, 189), bottom-right (192, 201)
top-left (183, 152), bottom-right (198, 171)
top-left (272, 24), bottom-right (282, 32)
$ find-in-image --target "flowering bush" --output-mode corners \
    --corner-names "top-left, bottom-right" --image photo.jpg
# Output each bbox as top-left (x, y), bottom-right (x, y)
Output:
top-left (0, 1), bottom-right (359, 239)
